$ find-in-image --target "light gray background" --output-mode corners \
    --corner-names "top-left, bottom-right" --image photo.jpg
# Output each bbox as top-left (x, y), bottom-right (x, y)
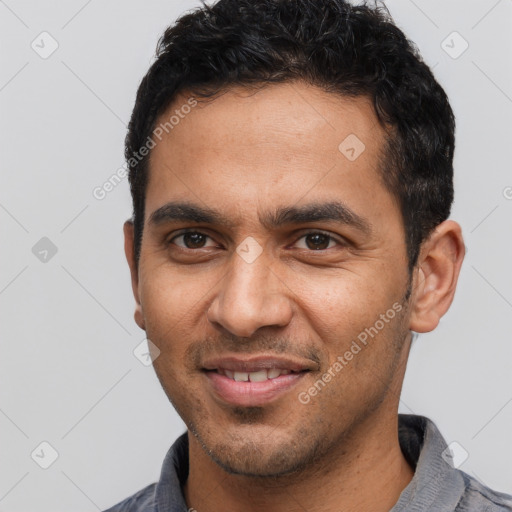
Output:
top-left (1, 0), bottom-right (511, 510)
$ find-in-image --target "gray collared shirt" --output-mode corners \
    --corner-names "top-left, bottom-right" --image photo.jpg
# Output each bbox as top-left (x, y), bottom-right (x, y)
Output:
top-left (104, 414), bottom-right (512, 511)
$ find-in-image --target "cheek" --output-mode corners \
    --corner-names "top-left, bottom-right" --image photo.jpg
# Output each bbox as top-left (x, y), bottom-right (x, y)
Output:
top-left (293, 267), bottom-right (400, 347)
top-left (140, 270), bottom-right (201, 398)
top-left (293, 265), bottom-right (409, 406)
top-left (294, 277), bottom-right (408, 422)
top-left (141, 251), bottom-right (216, 306)
top-left (139, 266), bottom-right (201, 349)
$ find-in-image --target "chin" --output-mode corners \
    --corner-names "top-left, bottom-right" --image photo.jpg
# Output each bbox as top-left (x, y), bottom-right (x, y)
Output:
top-left (209, 447), bottom-right (311, 478)
top-left (193, 425), bottom-right (325, 479)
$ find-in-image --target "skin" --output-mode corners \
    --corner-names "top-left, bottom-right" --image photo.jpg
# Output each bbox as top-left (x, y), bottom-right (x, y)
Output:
top-left (124, 81), bottom-right (465, 512)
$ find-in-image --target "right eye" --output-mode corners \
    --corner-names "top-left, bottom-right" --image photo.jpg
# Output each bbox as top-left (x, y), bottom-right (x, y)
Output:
top-left (169, 230), bottom-right (219, 250)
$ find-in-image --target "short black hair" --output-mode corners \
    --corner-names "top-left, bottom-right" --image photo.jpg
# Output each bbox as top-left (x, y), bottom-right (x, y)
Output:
top-left (126, 0), bottom-right (455, 272)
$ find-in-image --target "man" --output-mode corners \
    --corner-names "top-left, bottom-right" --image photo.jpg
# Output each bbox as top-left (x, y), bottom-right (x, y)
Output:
top-left (106, 0), bottom-right (512, 510)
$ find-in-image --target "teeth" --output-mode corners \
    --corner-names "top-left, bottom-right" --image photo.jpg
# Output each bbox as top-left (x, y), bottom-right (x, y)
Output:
top-left (267, 368), bottom-right (281, 379)
top-left (221, 369), bottom-right (294, 381)
top-left (248, 370), bottom-right (267, 382)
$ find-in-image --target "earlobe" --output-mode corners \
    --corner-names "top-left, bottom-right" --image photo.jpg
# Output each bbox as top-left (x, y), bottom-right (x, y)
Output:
top-left (409, 220), bottom-right (465, 333)
top-left (123, 220), bottom-right (146, 331)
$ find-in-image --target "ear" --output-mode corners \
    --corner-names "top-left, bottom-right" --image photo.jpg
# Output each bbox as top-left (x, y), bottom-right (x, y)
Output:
top-left (123, 220), bottom-right (145, 331)
top-left (409, 220), bottom-right (465, 333)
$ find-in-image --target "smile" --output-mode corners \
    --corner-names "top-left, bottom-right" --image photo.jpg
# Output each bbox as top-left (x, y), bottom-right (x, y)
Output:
top-left (201, 355), bottom-right (314, 407)
top-left (215, 368), bottom-right (297, 382)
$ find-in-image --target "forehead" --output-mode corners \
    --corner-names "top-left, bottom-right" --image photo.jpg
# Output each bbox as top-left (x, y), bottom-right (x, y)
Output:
top-left (151, 81), bottom-right (384, 162)
top-left (145, 81), bottom-right (396, 231)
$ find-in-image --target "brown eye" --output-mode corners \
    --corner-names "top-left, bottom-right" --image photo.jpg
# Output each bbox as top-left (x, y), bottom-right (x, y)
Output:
top-left (294, 231), bottom-right (342, 251)
top-left (170, 231), bottom-right (216, 249)
top-left (305, 233), bottom-right (330, 250)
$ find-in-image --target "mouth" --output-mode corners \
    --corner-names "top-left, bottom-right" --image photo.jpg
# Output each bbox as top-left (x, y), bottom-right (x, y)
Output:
top-left (202, 356), bottom-right (314, 407)
top-left (213, 367), bottom-right (299, 382)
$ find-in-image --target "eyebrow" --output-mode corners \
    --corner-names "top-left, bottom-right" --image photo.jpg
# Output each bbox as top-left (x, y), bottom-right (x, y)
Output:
top-left (148, 200), bottom-right (373, 235)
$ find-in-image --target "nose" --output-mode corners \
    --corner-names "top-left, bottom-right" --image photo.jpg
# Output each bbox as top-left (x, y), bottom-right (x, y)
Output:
top-left (206, 251), bottom-right (293, 338)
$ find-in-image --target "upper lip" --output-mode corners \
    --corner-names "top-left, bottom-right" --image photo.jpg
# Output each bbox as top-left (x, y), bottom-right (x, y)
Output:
top-left (202, 355), bottom-right (317, 373)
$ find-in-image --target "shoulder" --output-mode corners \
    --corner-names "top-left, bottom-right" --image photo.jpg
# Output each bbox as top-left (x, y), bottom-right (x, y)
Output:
top-left (102, 483), bottom-right (157, 512)
top-left (102, 433), bottom-right (189, 512)
top-left (455, 471), bottom-right (512, 511)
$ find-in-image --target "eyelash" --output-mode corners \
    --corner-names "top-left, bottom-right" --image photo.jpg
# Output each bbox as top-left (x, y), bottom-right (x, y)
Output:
top-left (168, 229), bottom-right (346, 252)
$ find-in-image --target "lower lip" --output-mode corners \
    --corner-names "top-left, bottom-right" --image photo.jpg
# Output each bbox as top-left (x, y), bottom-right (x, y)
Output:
top-left (204, 371), bottom-right (307, 407)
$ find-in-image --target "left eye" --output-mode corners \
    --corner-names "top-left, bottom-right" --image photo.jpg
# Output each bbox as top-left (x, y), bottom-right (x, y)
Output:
top-left (294, 232), bottom-right (340, 251)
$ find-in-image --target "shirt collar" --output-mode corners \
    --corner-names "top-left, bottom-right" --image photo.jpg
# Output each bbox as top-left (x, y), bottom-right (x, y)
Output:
top-left (155, 431), bottom-right (189, 511)
top-left (390, 414), bottom-right (465, 512)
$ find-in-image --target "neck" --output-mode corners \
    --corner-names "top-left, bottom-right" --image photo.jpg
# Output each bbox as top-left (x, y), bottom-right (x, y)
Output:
top-left (183, 411), bottom-right (414, 512)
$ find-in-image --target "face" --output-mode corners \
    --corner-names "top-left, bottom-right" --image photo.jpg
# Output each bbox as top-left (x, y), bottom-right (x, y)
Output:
top-left (127, 82), bottom-right (414, 477)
